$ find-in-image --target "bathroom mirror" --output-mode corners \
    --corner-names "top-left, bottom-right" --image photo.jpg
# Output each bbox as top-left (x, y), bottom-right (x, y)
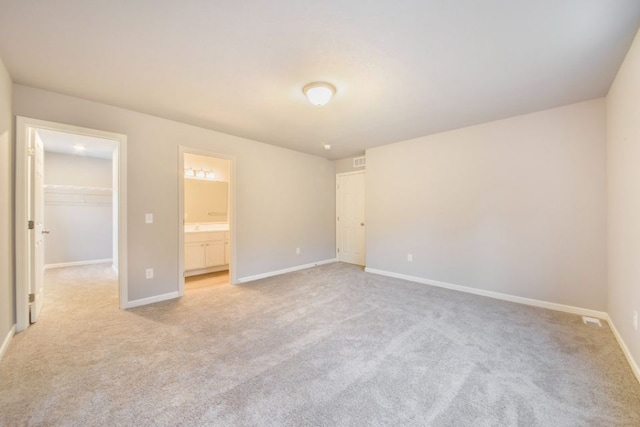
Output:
top-left (184, 179), bottom-right (228, 223)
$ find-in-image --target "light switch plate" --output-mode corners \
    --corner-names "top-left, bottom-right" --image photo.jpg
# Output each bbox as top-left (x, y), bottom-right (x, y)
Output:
top-left (145, 213), bottom-right (153, 224)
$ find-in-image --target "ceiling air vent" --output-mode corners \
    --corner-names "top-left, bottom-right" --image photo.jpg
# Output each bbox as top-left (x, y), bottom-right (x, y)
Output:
top-left (353, 156), bottom-right (366, 168)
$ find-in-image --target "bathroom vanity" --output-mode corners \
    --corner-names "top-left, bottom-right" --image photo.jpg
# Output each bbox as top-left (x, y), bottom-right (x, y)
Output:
top-left (184, 224), bottom-right (229, 277)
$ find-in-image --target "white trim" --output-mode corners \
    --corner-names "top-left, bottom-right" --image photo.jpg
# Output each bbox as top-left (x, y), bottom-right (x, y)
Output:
top-left (0, 325), bottom-right (16, 362)
top-left (365, 268), bottom-right (608, 319)
top-left (15, 118), bottom-right (30, 332)
top-left (122, 291), bottom-right (180, 309)
top-left (606, 314), bottom-right (640, 384)
top-left (237, 258), bottom-right (337, 283)
top-left (15, 117), bottom-right (128, 327)
top-left (44, 258), bottom-right (113, 270)
top-left (337, 170), bottom-right (366, 177)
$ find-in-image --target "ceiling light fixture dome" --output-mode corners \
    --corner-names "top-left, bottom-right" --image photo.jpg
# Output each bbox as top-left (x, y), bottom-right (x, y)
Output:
top-left (303, 82), bottom-right (336, 107)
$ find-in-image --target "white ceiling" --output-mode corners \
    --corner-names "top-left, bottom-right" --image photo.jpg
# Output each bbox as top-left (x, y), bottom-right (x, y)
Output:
top-left (37, 128), bottom-right (115, 159)
top-left (1, 1), bottom-right (639, 160)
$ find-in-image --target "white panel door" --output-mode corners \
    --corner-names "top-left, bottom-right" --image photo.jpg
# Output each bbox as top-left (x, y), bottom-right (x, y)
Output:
top-left (30, 132), bottom-right (45, 323)
top-left (336, 171), bottom-right (365, 265)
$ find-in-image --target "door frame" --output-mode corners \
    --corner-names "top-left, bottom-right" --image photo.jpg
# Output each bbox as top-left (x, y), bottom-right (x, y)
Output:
top-left (178, 146), bottom-right (237, 294)
top-left (336, 170), bottom-right (366, 265)
top-left (15, 117), bottom-right (128, 331)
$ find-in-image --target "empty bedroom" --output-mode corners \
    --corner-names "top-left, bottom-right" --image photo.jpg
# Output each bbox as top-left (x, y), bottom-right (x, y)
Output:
top-left (1, 1), bottom-right (640, 425)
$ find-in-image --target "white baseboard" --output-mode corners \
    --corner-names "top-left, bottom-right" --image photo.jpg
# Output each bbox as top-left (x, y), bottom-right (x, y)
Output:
top-left (606, 314), bottom-right (640, 384)
top-left (0, 324), bottom-right (16, 362)
top-left (45, 258), bottom-right (113, 270)
top-left (365, 268), bottom-right (608, 319)
top-left (237, 258), bottom-right (337, 284)
top-left (123, 291), bottom-right (180, 309)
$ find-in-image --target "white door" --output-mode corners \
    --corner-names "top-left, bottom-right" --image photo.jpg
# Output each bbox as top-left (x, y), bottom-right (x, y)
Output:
top-left (336, 171), bottom-right (365, 265)
top-left (29, 131), bottom-right (46, 323)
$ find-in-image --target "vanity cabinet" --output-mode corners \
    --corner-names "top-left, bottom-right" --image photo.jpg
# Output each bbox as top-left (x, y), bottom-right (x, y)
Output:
top-left (184, 231), bottom-right (228, 276)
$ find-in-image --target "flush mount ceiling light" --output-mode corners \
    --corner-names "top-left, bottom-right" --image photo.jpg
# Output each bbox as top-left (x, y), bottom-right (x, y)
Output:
top-left (303, 82), bottom-right (336, 107)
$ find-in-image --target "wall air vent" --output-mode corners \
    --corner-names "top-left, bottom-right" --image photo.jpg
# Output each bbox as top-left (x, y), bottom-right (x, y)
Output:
top-left (353, 156), bottom-right (366, 168)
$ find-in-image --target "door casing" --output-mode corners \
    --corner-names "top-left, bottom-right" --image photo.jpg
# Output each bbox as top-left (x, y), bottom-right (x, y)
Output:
top-left (15, 117), bottom-right (128, 331)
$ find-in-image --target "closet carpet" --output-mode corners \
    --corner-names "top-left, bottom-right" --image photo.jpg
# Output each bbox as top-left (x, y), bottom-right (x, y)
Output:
top-left (1, 262), bottom-right (639, 426)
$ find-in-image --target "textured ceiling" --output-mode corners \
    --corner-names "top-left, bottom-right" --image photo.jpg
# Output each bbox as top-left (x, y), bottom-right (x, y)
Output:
top-left (1, 1), bottom-right (639, 160)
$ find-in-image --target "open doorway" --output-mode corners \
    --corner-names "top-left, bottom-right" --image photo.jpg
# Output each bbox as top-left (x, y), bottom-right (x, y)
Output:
top-left (40, 130), bottom-right (115, 269)
top-left (15, 117), bottom-right (127, 331)
top-left (178, 147), bottom-right (235, 293)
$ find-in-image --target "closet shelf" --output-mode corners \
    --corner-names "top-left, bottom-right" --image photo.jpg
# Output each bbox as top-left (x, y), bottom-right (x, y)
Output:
top-left (44, 184), bottom-right (112, 195)
top-left (44, 185), bottom-right (112, 207)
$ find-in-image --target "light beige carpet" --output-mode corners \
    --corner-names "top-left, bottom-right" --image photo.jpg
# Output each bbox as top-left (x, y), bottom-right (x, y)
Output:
top-left (1, 262), bottom-right (639, 426)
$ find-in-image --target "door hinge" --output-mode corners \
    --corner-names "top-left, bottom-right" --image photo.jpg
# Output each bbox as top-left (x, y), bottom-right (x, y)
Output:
top-left (337, 248), bottom-right (340, 253)
top-left (27, 147), bottom-right (35, 156)
top-left (337, 216), bottom-right (339, 221)
top-left (28, 293), bottom-right (35, 303)
top-left (28, 220), bottom-right (34, 230)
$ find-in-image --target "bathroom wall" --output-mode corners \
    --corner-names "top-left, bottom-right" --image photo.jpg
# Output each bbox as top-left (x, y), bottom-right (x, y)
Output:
top-left (185, 180), bottom-right (228, 223)
top-left (184, 153), bottom-right (230, 223)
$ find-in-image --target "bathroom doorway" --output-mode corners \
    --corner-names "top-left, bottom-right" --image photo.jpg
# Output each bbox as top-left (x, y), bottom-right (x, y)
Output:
top-left (178, 147), bottom-right (235, 294)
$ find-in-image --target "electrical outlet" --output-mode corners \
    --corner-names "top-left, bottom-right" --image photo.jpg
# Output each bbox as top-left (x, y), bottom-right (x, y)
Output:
top-left (634, 310), bottom-right (638, 331)
top-left (407, 253), bottom-right (413, 262)
top-left (296, 247), bottom-right (301, 255)
top-left (145, 268), bottom-right (154, 279)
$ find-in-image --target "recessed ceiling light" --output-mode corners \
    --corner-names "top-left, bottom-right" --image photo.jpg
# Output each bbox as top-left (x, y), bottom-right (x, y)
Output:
top-left (323, 144), bottom-right (331, 150)
top-left (73, 144), bottom-right (85, 151)
top-left (303, 82), bottom-right (336, 107)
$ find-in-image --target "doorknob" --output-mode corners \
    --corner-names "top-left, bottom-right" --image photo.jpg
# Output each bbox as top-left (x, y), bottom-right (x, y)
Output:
top-left (42, 230), bottom-right (50, 234)
top-left (360, 223), bottom-right (365, 226)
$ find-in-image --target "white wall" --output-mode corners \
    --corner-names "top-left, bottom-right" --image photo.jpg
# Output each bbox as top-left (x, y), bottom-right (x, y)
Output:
top-left (13, 85), bottom-right (336, 302)
top-left (43, 152), bottom-right (113, 265)
top-left (366, 99), bottom-right (607, 311)
top-left (335, 156), bottom-right (366, 174)
top-left (0, 57), bottom-right (14, 347)
top-left (44, 151), bottom-right (112, 187)
top-left (607, 28), bottom-right (640, 370)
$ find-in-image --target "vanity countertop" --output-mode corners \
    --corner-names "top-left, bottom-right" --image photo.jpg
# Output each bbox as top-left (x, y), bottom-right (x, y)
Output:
top-left (185, 223), bottom-right (229, 233)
